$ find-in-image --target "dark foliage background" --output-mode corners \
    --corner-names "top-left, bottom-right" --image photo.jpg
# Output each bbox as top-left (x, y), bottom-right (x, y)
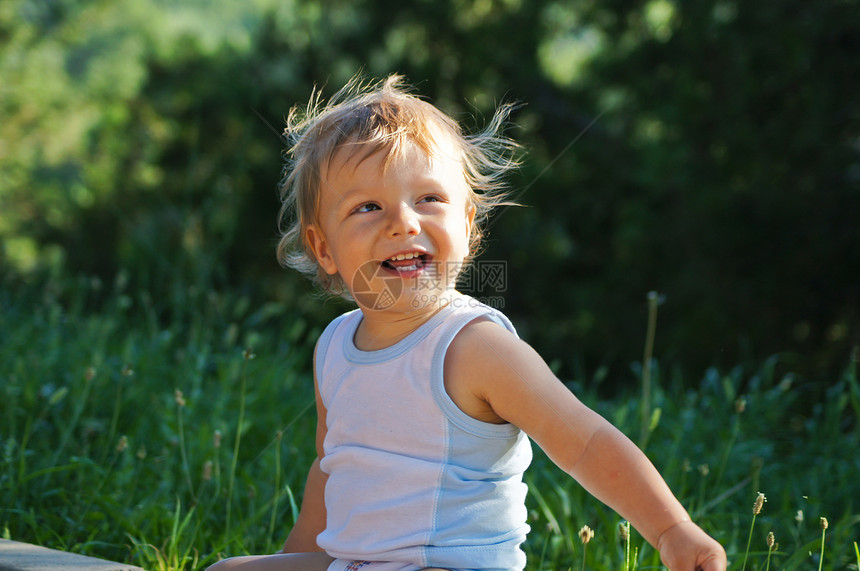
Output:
top-left (2, 0), bottom-right (858, 386)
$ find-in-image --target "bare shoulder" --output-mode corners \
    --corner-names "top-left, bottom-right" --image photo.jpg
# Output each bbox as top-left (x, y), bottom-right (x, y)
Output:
top-left (446, 317), bottom-right (606, 469)
top-left (444, 317), bottom-right (553, 424)
top-left (446, 317), bottom-right (549, 384)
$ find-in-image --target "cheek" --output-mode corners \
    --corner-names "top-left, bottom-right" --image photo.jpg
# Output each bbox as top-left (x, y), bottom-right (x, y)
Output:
top-left (453, 218), bottom-right (474, 257)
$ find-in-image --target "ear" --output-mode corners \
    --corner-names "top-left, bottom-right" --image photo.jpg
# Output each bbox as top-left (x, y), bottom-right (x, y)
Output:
top-left (465, 202), bottom-right (477, 239)
top-left (305, 224), bottom-right (338, 275)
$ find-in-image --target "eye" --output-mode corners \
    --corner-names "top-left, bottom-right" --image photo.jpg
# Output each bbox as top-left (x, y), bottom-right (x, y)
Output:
top-left (419, 194), bottom-right (443, 204)
top-left (353, 202), bottom-right (380, 213)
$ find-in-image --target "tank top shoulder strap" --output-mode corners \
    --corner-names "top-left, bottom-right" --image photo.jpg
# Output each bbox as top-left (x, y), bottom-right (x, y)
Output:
top-left (443, 296), bottom-right (517, 338)
top-left (428, 296), bottom-right (522, 438)
top-left (314, 309), bottom-right (358, 382)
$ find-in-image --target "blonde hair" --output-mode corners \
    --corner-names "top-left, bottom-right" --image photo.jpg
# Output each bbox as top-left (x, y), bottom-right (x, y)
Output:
top-left (277, 74), bottom-right (520, 295)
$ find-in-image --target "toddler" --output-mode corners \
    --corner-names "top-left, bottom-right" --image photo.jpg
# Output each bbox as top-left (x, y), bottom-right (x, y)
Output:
top-left (207, 75), bottom-right (727, 571)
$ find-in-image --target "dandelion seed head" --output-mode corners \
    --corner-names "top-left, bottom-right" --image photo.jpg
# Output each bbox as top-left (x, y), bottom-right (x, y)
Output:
top-left (767, 531), bottom-right (775, 549)
top-left (795, 510), bottom-right (804, 524)
top-left (820, 516), bottom-right (828, 530)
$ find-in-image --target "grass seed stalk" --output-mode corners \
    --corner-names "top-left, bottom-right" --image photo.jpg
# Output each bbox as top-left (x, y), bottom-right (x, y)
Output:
top-left (818, 517), bottom-right (828, 571)
top-left (741, 492), bottom-right (766, 571)
top-left (765, 531), bottom-right (775, 571)
top-left (579, 525), bottom-right (594, 571)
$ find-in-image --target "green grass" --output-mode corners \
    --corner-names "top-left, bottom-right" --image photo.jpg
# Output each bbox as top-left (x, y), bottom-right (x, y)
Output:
top-left (1, 272), bottom-right (858, 570)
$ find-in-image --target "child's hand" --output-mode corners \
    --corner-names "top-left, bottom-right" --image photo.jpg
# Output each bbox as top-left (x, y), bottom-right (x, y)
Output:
top-left (656, 520), bottom-right (727, 571)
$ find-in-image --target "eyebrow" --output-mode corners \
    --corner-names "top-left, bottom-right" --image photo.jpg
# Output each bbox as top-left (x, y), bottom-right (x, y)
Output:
top-left (324, 185), bottom-right (371, 220)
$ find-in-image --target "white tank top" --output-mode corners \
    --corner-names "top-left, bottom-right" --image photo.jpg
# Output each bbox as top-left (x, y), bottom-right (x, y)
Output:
top-left (315, 294), bottom-right (532, 571)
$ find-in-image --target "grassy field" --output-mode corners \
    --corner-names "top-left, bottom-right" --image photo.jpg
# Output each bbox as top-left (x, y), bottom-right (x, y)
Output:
top-left (1, 272), bottom-right (858, 570)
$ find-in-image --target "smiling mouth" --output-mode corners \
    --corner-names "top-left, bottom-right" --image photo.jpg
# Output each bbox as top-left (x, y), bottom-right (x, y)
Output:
top-left (381, 252), bottom-right (430, 273)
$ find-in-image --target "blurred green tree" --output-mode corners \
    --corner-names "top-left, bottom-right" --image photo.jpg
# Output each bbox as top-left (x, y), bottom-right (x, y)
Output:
top-left (497, 0), bottom-right (860, 381)
top-left (1, 0), bottom-right (857, 383)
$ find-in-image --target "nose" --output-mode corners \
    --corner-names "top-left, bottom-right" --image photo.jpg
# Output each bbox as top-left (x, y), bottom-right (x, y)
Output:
top-left (387, 202), bottom-right (421, 237)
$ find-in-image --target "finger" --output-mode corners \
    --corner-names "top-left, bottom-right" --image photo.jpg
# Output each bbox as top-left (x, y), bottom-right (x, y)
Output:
top-left (699, 551), bottom-right (728, 571)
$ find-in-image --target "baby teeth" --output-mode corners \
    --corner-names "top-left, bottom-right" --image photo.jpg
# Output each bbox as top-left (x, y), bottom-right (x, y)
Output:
top-left (390, 252), bottom-right (420, 261)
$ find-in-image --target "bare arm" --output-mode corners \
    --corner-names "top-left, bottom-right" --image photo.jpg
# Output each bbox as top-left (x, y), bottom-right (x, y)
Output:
top-left (445, 320), bottom-right (726, 571)
top-left (282, 345), bottom-right (329, 554)
top-left (281, 457), bottom-right (328, 553)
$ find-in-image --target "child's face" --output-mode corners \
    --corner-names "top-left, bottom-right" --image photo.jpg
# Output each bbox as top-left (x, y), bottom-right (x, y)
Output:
top-left (306, 137), bottom-right (476, 314)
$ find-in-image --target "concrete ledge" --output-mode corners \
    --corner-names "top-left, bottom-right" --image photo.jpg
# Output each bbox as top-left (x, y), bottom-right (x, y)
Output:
top-left (0, 539), bottom-right (144, 571)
